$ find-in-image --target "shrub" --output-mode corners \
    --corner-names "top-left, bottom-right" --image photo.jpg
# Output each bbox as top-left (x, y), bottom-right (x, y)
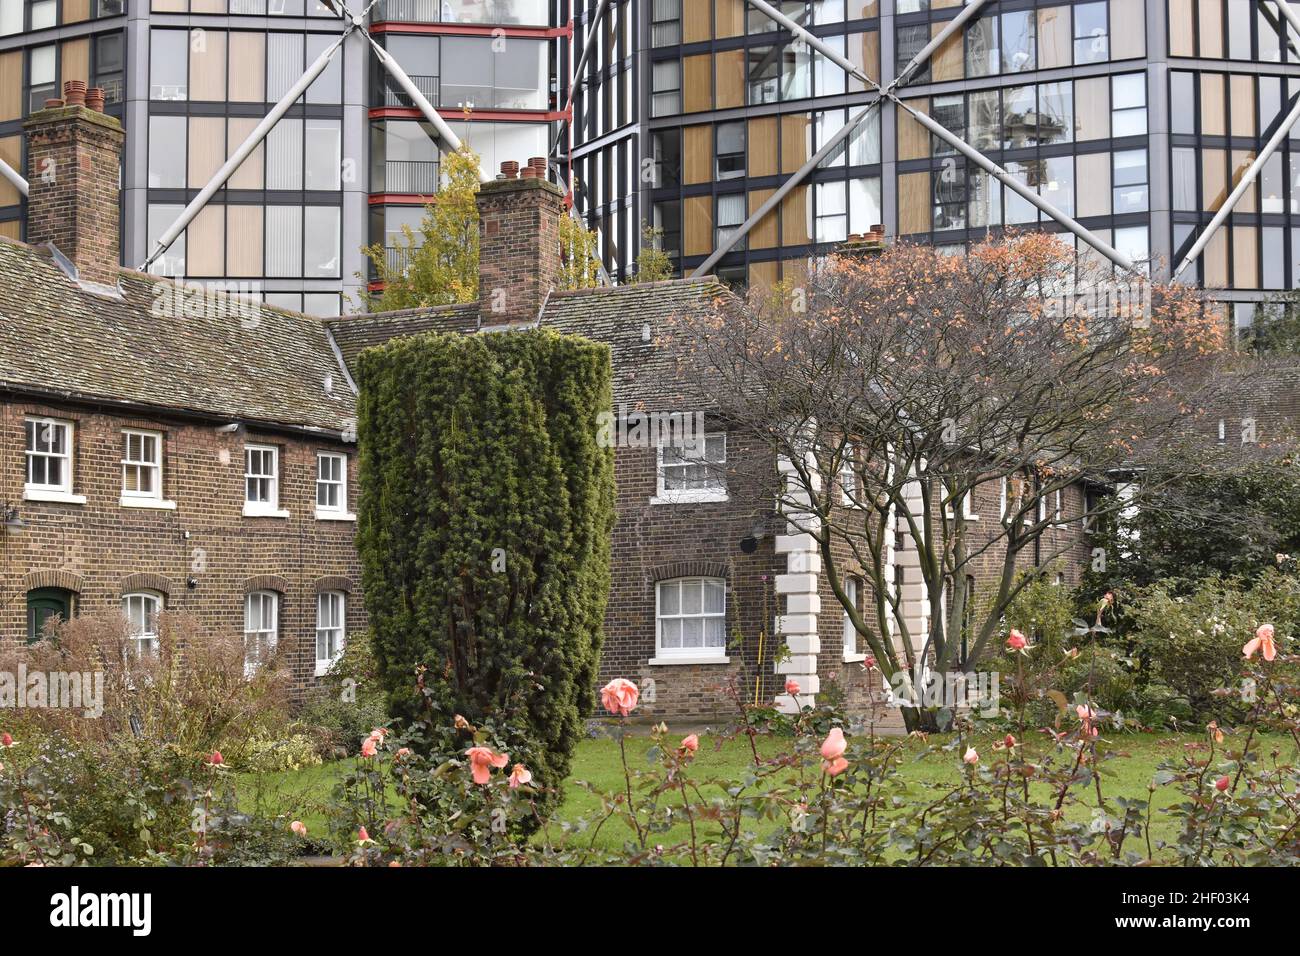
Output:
top-left (299, 629), bottom-right (389, 758)
top-left (327, 662), bottom-right (1300, 867)
top-left (1125, 570), bottom-right (1300, 721)
top-left (355, 328), bottom-right (615, 801)
top-left (981, 571), bottom-right (1136, 725)
top-left (1002, 568), bottom-right (1078, 652)
top-left (0, 733), bottom-right (303, 866)
top-left (237, 733), bottom-right (323, 774)
top-left (0, 611), bottom-right (292, 761)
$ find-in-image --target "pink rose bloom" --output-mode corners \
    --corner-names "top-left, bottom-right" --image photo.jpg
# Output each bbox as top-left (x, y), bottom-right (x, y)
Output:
top-left (1076, 703), bottom-right (1100, 738)
top-left (1215, 775), bottom-right (1230, 792)
top-left (680, 734), bottom-right (699, 753)
top-left (395, 747), bottom-right (411, 760)
top-left (0, 733), bottom-right (12, 748)
top-left (600, 678), bottom-right (640, 716)
top-left (824, 756), bottom-right (848, 777)
top-left (454, 714), bottom-right (471, 730)
top-left (290, 820), bottom-right (307, 837)
top-left (963, 747), bottom-right (979, 765)
top-left (508, 763), bottom-right (533, 789)
top-left (1004, 734), bottom-right (1016, 750)
top-left (465, 746), bottom-right (510, 784)
top-left (820, 727), bottom-right (849, 776)
top-left (862, 656), bottom-right (876, 671)
top-left (206, 751), bottom-right (223, 766)
top-left (1243, 623), bottom-right (1277, 662)
top-left (785, 678), bottom-right (800, 696)
top-left (357, 826), bottom-right (371, 843)
top-left (360, 737), bottom-right (378, 758)
top-left (1006, 629), bottom-right (1027, 650)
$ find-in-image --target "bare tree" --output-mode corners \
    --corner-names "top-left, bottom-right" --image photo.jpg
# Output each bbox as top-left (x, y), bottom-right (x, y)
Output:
top-left (676, 233), bottom-right (1257, 731)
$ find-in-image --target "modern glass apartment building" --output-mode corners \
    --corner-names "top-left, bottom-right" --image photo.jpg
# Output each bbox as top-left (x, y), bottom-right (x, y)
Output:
top-left (0, 0), bottom-right (561, 313)
top-left (565, 0), bottom-right (1300, 330)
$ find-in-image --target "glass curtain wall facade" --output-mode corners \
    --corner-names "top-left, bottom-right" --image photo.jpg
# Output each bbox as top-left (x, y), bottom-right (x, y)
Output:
top-left (1167, 0), bottom-right (1300, 335)
top-left (566, 0), bottom-right (1297, 317)
top-left (367, 0), bottom-right (557, 283)
top-left (0, 0), bottom-right (560, 314)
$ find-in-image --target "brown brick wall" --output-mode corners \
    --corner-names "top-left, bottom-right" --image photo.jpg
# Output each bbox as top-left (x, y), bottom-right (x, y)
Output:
top-left (598, 434), bottom-right (786, 722)
top-left (596, 438), bottom-right (1094, 724)
top-left (0, 398), bottom-right (364, 698)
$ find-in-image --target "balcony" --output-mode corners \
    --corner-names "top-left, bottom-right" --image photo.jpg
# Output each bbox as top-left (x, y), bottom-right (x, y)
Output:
top-left (383, 245), bottom-right (418, 274)
top-left (373, 0), bottom-right (550, 25)
top-left (385, 246), bottom-right (408, 272)
top-left (376, 74), bottom-right (440, 109)
top-left (383, 160), bottom-right (439, 194)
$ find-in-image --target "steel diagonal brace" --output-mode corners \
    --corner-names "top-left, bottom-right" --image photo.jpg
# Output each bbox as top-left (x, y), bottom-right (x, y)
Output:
top-left (140, 6), bottom-right (385, 271)
top-left (692, 0), bottom-right (1136, 277)
top-left (694, 0), bottom-right (990, 277)
top-left (140, 1), bottom-right (483, 270)
top-left (333, 0), bottom-right (480, 179)
top-left (0, 156), bottom-right (27, 198)
top-left (1174, 0), bottom-right (1300, 278)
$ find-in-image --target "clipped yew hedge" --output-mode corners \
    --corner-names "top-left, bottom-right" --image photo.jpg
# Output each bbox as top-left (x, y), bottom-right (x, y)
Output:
top-left (355, 328), bottom-right (615, 797)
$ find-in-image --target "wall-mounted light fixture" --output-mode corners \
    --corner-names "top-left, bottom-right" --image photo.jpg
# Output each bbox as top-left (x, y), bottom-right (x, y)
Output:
top-left (2, 502), bottom-right (25, 535)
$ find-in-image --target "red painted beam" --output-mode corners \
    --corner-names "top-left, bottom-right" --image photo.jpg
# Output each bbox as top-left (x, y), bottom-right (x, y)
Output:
top-left (370, 22), bottom-right (571, 38)
top-left (369, 107), bottom-right (566, 122)
top-left (368, 193), bottom-right (438, 204)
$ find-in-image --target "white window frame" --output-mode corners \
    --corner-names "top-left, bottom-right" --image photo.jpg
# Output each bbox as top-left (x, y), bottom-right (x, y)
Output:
top-left (843, 575), bottom-right (866, 662)
top-left (650, 576), bottom-right (729, 665)
top-left (122, 591), bottom-right (163, 656)
top-left (244, 444), bottom-right (288, 517)
top-left (120, 428), bottom-right (176, 509)
top-left (23, 416), bottom-right (84, 503)
top-left (314, 590), bottom-right (346, 676)
top-left (315, 451), bottom-right (354, 520)
top-left (1054, 488), bottom-right (1063, 522)
top-left (651, 432), bottom-right (728, 504)
top-left (243, 590), bottom-right (279, 676)
top-left (943, 482), bottom-right (979, 521)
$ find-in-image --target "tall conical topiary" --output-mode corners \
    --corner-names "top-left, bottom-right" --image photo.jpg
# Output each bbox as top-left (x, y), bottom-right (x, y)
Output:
top-left (355, 328), bottom-right (614, 801)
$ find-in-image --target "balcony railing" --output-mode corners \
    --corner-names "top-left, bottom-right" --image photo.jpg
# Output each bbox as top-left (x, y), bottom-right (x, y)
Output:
top-left (383, 160), bottom-right (439, 194)
top-left (384, 245), bottom-right (416, 274)
top-left (95, 73), bottom-right (124, 106)
top-left (374, 0), bottom-right (441, 21)
top-left (373, 0), bottom-right (549, 25)
top-left (377, 74), bottom-right (440, 109)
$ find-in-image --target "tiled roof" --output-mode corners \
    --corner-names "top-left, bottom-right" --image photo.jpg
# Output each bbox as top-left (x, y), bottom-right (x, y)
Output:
top-left (322, 278), bottom-right (731, 411)
top-left (539, 278), bottom-right (732, 410)
top-left (0, 237), bottom-right (354, 434)
top-left (324, 303), bottom-right (479, 373)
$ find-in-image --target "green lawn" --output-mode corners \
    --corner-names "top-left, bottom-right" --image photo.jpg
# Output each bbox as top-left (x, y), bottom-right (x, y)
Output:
top-left (239, 730), bottom-right (1296, 860)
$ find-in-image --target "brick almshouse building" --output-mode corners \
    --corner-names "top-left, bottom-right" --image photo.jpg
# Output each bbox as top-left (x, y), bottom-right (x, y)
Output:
top-left (1, 98), bottom-right (1095, 720)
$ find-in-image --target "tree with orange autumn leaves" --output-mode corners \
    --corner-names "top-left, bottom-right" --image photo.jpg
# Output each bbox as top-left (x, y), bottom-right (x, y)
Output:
top-left (676, 233), bottom-right (1275, 732)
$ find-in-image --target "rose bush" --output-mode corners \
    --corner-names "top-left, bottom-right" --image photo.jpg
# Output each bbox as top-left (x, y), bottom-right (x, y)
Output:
top-left (321, 625), bottom-right (1300, 865)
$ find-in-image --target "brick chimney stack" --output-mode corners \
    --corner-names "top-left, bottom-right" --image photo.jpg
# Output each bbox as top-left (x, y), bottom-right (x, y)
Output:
top-left (22, 84), bottom-right (124, 288)
top-left (475, 158), bottom-right (564, 325)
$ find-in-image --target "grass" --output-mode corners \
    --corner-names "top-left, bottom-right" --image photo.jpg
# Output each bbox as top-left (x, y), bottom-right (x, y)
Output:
top-left (238, 729), bottom-right (1298, 861)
